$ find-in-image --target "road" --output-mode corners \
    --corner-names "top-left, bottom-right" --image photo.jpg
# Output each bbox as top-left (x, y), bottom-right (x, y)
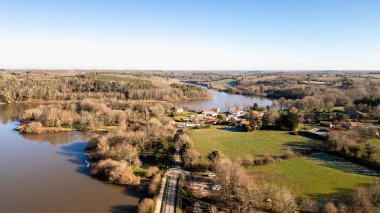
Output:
top-left (155, 130), bottom-right (183, 213)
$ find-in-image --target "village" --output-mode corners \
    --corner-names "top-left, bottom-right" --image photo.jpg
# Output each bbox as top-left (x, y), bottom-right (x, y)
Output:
top-left (173, 105), bottom-right (380, 138)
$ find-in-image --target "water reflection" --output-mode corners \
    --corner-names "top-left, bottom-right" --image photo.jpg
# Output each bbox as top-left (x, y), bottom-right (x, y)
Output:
top-left (0, 103), bottom-right (42, 124)
top-left (21, 131), bottom-right (94, 144)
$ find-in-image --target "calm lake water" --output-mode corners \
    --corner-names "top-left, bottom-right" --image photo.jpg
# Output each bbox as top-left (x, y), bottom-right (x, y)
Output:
top-left (0, 104), bottom-right (143, 213)
top-left (175, 85), bottom-right (273, 110)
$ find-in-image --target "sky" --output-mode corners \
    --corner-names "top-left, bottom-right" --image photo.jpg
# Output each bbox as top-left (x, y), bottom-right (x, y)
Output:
top-left (0, 0), bottom-right (379, 70)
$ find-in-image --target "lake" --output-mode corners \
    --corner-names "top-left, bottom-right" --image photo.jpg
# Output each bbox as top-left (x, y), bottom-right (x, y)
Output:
top-left (0, 104), bottom-right (143, 213)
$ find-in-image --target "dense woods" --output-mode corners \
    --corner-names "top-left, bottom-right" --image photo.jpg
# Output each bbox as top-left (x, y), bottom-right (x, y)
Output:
top-left (0, 71), bottom-right (211, 103)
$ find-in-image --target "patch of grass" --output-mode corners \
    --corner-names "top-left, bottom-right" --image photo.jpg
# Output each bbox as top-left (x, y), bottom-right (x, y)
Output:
top-left (173, 111), bottom-right (197, 121)
top-left (332, 106), bottom-right (345, 112)
top-left (134, 167), bottom-right (148, 177)
top-left (209, 78), bottom-right (237, 89)
top-left (190, 125), bottom-right (320, 162)
top-left (247, 155), bottom-right (379, 200)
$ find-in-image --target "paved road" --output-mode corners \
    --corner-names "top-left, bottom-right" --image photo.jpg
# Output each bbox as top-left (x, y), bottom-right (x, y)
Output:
top-left (155, 130), bottom-right (183, 213)
top-left (164, 169), bottom-right (179, 213)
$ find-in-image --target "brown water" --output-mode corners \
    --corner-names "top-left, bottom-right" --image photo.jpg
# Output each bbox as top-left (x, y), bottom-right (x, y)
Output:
top-left (0, 104), bottom-right (143, 213)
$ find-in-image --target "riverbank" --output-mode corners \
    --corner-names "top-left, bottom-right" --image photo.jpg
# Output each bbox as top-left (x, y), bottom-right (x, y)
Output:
top-left (16, 124), bottom-right (119, 134)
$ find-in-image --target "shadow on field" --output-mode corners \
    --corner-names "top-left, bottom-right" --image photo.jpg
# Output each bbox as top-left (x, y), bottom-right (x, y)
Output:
top-left (217, 126), bottom-right (243, 132)
top-left (284, 140), bottom-right (320, 151)
top-left (307, 187), bottom-right (353, 201)
top-left (307, 152), bottom-right (380, 177)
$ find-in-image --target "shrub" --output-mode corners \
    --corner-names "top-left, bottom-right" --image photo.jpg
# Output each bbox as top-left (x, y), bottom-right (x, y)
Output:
top-left (322, 202), bottom-right (338, 213)
top-left (348, 183), bottom-right (380, 213)
top-left (90, 159), bottom-right (140, 185)
top-left (148, 172), bottom-right (161, 195)
top-left (300, 198), bottom-right (320, 213)
top-left (284, 147), bottom-right (296, 159)
top-left (18, 122), bottom-right (43, 134)
top-left (146, 166), bottom-right (160, 178)
top-left (266, 185), bottom-right (297, 213)
top-left (137, 198), bottom-right (154, 213)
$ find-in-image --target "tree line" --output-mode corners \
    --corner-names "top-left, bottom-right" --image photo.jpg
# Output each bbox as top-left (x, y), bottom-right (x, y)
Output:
top-left (0, 72), bottom-right (211, 103)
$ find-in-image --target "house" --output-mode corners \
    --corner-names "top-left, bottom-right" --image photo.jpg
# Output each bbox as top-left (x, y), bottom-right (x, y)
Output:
top-left (204, 116), bottom-right (219, 124)
top-left (230, 108), bottom-right (246, 117)
top-left (202, 110), bottom-right (218, 117)
top-left (217, 114), bottom-right (228, 123)
top-left (211, 107), bottom-right (221, 113)
top-left (319, 121), bottom-right (333, 128)
top-left (251, 110), bottom-right (264, 117)
top-left (342, 122), bottom-right (366, 129)
top-left (175, 107), bottom-right (184, 113)
top-left (239, 119), bottom-right (250, 127)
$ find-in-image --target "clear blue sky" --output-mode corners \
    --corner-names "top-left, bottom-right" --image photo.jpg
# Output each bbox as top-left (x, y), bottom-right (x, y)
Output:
top-left (1, 0), bottom-right (379, 70)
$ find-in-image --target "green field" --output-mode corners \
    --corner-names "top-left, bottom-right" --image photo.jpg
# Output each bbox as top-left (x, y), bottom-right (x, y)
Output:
top-left (248, 153), bottom-right (380, 200)
top-left (209, 78), bottom-right (237, 90)
top-left (190, 125), bottom-right (320, 161)
top-left (190, 125), bottom-right (380, 200)
top-left (173, 111), bottom-right (197, 121)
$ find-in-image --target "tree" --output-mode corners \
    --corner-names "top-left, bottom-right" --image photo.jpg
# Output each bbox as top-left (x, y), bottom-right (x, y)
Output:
top-left (250, 103), bottom-right (260, 111)
top-left (207, 149), bottom-right (223, 163)
top-left (248, 115), bottom-right (262, 130)
top-left (183, 149), bottom-right (200, 168)
top-left (277, 110), bottom-right (300, 131)
top-left (364, 144), bottom-right (377, 160)
top-left (262, 109), bottom-right (280, 129)
top-left (137, 198), bottom-right (154, 213)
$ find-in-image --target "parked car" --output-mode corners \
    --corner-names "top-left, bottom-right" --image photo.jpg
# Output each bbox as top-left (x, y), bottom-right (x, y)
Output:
top-left (212, 185), bottom-right (221, 191)
top-left (207, 173), bottom-right (216, 177)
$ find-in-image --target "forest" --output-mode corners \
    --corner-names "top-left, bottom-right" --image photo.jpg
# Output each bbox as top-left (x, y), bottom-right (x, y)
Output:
top-left (0, 71), bottom-right (211, 103)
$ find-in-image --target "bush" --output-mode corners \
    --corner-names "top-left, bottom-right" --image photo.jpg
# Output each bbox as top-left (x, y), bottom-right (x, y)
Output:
top-left (137, 198), bottom-right (154, 213)
top-left (300, 198), bottom-right (320, 213)
top-left (266, 185), bottom-right (297, 213)
top-left (348, 183), bottom-right (380, 213)
top-left (146, 166), bottom-right (160, 178)
top-left (90, 159), bottom-right (140, 185)
top-left (148, 172), bottom-right (161, 195)
top-left (322, 202), bottom-right (338, 213)
top-left (18, 122), bottom-right (43, 134)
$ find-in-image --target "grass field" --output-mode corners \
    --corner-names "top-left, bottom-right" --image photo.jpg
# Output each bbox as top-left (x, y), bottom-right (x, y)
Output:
top-left (190, 125), bottom-right (320, 162)
top-left (209, 78), bottom-right (237, 90)
top-left (190, 125), bottom-right (380, 200)
top-left (247, 153), bottom-right (380, 200)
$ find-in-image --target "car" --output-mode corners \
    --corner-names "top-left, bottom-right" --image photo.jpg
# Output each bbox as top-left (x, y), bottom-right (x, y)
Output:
top-left (212, 185), bottom-right (221, 191)
top-left (207, 173), bottom-right (216, 177)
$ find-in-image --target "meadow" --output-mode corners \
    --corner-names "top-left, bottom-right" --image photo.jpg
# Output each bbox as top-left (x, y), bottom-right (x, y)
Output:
top-left (248, 153), bottom-right (380, 200)
top-left (190, 125), bottom-right (380, 200)
top-left (190, 125), bottom-right (320, 162)
top-left (209, 78), bottom-right (237, 90)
